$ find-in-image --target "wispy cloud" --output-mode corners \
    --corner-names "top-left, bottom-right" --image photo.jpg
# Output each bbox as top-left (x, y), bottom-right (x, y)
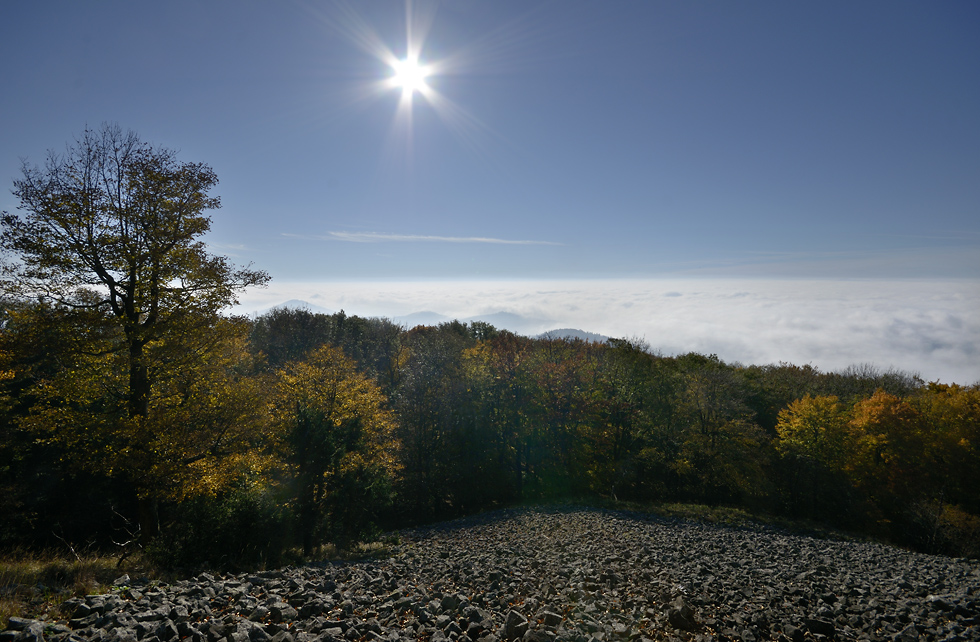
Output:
top-left (206, 242), bottom-right (254, 257)
top-left (283, 231), bottom-right (561, 245)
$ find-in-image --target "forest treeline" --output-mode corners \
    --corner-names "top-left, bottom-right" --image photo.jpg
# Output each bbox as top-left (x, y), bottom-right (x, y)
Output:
top-left (1, 125), bottom-right (977, 568)
top-left (1, 303), bottom-right (978, 564)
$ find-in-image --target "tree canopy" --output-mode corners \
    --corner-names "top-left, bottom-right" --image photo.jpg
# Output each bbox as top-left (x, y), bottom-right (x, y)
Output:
top-left (1, 124), bottom-right (269, 537)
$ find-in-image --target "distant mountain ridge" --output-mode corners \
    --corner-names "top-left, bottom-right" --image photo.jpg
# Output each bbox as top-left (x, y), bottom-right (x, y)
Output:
top-left (255, 301), bottom-right (608, 343)
top-left (538, 328), bottom-right (609, 343)
top-left (255, 299), bottom-right (334, 316)
top-left (463, 311), bottom-right (550, 332)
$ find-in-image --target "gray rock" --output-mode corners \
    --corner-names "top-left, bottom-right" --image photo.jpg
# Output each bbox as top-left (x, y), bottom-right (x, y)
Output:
top-left (522, 631), bottom-right (553, 642)
top-left (502, 611), bottom-right (528, 642)
top-left (894, 624), bottom-right (920, 642)
top-left (539, 612), bottom-right (562, 628)
top-left (154, 622), bottom-right (178, 642)
top-left (269, 604), bottom-right (298, 623)
top-left (3, 620), bottom-right (36, 633)
top-left (4, 508), bottom-right (978, 642)
top-left (666, 597), bottom-right (698, 631)
top-left (806, 617), bottom-right (836, 638)
top-left (106, 627), bottom-right (137, 642)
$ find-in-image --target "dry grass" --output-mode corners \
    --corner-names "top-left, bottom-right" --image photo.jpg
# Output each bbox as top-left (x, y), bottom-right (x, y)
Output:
top-left (0, 540), bottom-right (394, 629)
top-left (651, 502), bottom-right (759, 525)
top-left (567, 495), bottom-right (864, 544)
top-left (0, 550), bottom-right (165, 630)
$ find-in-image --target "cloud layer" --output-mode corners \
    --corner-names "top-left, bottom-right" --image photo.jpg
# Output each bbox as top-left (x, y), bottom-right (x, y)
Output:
top-left (237, 278), bottom-right (980, 385)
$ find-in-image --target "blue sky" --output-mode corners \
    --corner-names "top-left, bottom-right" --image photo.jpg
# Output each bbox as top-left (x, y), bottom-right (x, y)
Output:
top-left (2, 2), bottom-right (978, 381)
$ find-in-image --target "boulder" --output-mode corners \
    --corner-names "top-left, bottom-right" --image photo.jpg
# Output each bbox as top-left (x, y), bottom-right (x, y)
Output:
top-left (666, 597), bottom-right (698, 631)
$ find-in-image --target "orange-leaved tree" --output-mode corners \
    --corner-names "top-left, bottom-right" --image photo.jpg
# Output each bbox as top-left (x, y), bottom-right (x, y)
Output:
top-left (847, 389), bottom-right (926, 502)
top-left (776, 394), bottom-right (849, 470)
top-left (270, 344), bottom-right (400, 553)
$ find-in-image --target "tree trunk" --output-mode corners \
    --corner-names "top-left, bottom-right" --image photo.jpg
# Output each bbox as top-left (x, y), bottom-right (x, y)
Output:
top-left (129, 338), bottom-right (156, 542)
top-left (137, 495), bottom-right (160, 541)
top-left (128, 339), bottom-right (150, 420)
top-left (298, 472), bottom-right (321, 557)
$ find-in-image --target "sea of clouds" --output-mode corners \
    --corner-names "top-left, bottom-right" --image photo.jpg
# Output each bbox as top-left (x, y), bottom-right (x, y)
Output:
top-left (237, 278), bottom-right (980, 385)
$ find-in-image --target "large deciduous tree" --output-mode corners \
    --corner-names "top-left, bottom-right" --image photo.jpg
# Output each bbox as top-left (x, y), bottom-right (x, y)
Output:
top-left (270, 344), bottom-right (400, 554)
top-left (1, 124), bottom-right (269, 538)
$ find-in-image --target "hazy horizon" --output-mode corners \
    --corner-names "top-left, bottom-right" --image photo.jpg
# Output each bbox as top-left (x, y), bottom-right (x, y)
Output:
top-left (236, 277), bottom-right (979, 386)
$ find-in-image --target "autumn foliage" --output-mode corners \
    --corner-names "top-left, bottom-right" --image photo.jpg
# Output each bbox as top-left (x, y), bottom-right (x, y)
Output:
top-left (3, 300), bottom-right (980, 562)
top-left (1, 127), bottom-right (976, 564)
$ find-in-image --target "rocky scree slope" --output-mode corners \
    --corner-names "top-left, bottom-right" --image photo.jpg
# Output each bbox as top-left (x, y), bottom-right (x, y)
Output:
top-left (3, 507), bottom-right (978, 642)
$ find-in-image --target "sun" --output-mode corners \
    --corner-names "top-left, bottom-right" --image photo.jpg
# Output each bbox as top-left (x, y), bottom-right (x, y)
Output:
top-left (390, 57), bottom-right (430, 95)
top-left (311, 1), bottom-right (499, 157)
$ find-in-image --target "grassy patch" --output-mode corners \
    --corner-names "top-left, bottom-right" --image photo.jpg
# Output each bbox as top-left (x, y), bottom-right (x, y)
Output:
top-left (648, 502), bottom-right (760, 525)
top-left (595, 497), bottom-right (868, 544)
top-left (0, 537), bottom-right (399, 630)
top-left (511, 494), bottom-right (865, 544)
top-left (0, 550), bottom-right (169, 629)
